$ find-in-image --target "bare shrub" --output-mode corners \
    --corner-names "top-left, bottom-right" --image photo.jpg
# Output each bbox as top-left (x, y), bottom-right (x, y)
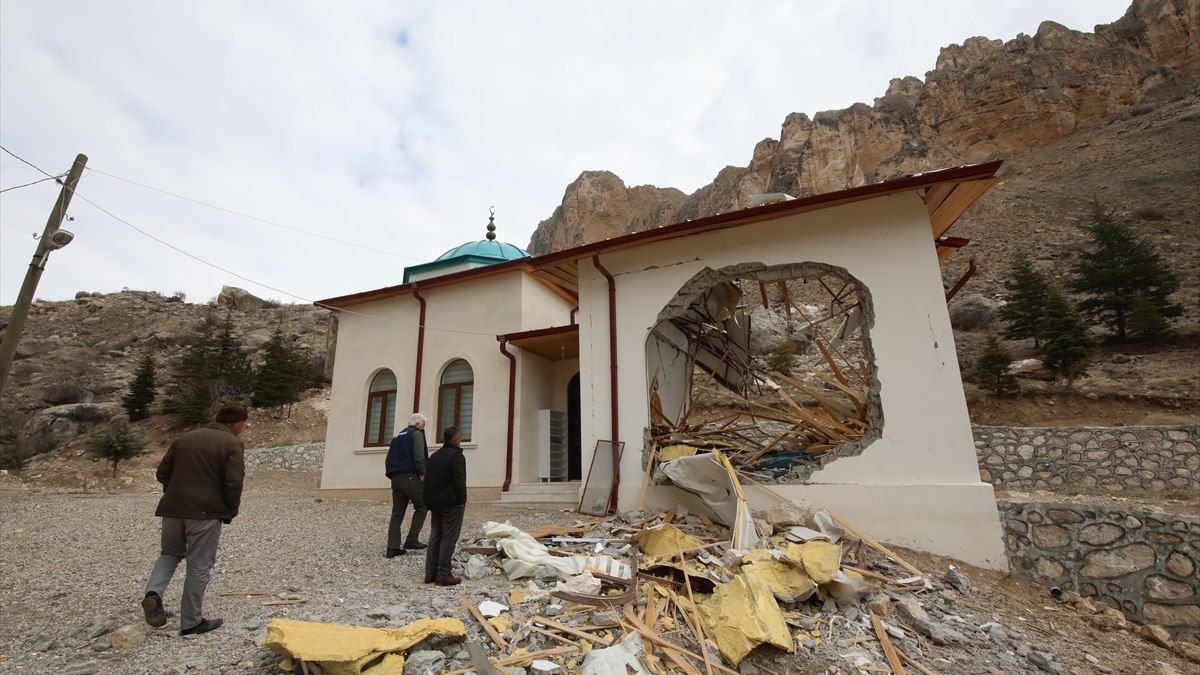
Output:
top-left (1133, 207), bottom-right (1166, 221)
top-left (41, 379), bottom-right (90, 405)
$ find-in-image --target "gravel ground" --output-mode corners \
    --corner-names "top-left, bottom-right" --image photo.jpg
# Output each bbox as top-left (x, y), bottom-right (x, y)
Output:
top-left (3, 472), bottom-right (1195, 675)
top-left (0, 472), bottom-right (582, 674)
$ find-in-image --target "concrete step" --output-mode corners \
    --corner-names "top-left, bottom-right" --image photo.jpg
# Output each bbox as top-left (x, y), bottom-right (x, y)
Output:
top-left (499, 482), bottom-right (580, 505)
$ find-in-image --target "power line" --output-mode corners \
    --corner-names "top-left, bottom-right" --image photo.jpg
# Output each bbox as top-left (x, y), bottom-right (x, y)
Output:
top-left (0, 144), bottom-right (59, 179)
top-left (2, 145), bottom-right (425, 262)
top-left (0, 174), bottom-right (64, 194)
top-left (68, 188), bottom-right (510, 338)
top-left (2, 145), bottom-right (507, 337)
top-left (83, 166), bottom-right (423, 261)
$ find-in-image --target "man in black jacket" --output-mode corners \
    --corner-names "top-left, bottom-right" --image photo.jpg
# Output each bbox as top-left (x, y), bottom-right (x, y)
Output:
top-left (423, 426), bottom-right (467, 586)
top-left (141, 401), bottom-right (247, 636)
top-left (384, 413), bottom-right (429, 557)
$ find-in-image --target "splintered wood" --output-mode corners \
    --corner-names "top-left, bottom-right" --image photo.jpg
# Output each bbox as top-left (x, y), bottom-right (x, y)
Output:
top-left (451, 506), bottom-right (929, 675)
top-left (648, 272), bottom-right (873, 478)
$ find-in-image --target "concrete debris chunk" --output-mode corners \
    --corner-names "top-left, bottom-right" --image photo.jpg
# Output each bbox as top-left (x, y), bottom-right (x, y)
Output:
top-left (763, 498), bottom-right (814, 531)
top-left (464, 554), bottom-right (493, 580)
top-left (83, 614), bottom-right (114, 640)
top-left (1028, 648), bottom-right (1065, 673)
top-left (895, 598), bottom-right (966, 645)
top-left (530, 658), bottom-right (563, 674)
top-left (552, 572), bottom-right (601, 596)
top-left (944, 564), bottom-right (972, 596)
top-left (405, 649), bottom-right (445, 674)
top-left (580, 631), bottom-right (648, 675)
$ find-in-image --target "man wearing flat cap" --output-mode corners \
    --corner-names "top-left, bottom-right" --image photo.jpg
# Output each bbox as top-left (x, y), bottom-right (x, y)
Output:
top-left (140, 401), bottom-right (247, 636)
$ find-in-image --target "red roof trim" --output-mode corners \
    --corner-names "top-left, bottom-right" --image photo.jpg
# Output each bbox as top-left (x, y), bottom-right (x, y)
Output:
top-left (316, 161), bottom-right (1002, 309)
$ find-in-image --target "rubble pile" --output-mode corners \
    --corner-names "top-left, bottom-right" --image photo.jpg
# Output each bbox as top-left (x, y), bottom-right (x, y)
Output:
top-left (260, 451), bottom-right (1198, 674)
top-left (266, 504), bottom-right (1185, 675)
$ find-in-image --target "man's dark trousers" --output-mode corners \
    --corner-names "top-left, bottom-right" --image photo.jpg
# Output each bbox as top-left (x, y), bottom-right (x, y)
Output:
top-left (387, 474), bottom-right (427, 549)
top-left (426, 504), bottom-right (465, 577)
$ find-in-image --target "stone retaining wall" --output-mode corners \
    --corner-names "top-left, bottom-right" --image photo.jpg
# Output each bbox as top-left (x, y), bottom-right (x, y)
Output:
top-left (974, 425), bottom-right (1199, 492)
top-left (998, 499), bottom-right (1200, 637)
top-left (245, 443), bottom-right (324, 474)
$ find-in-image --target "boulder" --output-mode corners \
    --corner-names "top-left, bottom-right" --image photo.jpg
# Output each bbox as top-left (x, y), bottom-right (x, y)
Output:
top-left (217, 285), bottom-right (267, 310)
top-left (949, 295), bottom-right (999, 331)
top-left (19, 403), bottom-right (121, 457)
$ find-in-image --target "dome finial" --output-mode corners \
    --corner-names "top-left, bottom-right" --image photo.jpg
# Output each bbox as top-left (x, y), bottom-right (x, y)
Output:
top-left (486, 206), bottom-right (496, 241)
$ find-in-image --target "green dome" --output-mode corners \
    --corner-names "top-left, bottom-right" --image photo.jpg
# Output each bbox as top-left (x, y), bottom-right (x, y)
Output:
top-left (435, 239), bottom-right (531, 262)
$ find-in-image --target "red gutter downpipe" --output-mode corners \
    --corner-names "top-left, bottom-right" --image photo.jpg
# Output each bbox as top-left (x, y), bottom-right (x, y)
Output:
top-left (945, 258), bottom-right (977, 302)
top-left (498, 337), bottom-right (517, 492)
top-left (591, 255), bottom-right (620, 514)
top-left (412, 286), bottom-right (427, 413)
top-left (570, 306), bottom-right (579, 325)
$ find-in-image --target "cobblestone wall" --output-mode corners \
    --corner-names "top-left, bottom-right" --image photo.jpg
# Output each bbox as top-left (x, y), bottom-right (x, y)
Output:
top-left (974, 425), bottom-right (1199, 492)
top-left (245, 443), bottom-right (324, 474)
top-left (998, 499), bottom-right (1200, 636)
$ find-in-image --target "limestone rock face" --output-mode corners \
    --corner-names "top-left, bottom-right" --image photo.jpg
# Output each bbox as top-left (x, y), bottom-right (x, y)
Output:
top-left (675, 138), bottom-right (778, 222)
top-left (526, 171), bottom-right (685, 255)
top-left (526, 0), bottom-right (1197, 252)
top-left (1096, 0), bottom-right (1198, 76)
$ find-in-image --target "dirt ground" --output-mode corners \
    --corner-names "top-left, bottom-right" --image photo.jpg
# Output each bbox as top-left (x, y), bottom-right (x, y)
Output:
top-left (3, 389), bottom-right (1197, 672)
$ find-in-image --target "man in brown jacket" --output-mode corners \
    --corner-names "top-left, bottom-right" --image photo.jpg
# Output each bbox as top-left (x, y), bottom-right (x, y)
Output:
top-left (141, 402), bottom-right (247, 636)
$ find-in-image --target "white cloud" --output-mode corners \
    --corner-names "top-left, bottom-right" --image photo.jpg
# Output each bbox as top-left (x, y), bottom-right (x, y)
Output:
top-left (1, 0), bottom-right (1132, 305)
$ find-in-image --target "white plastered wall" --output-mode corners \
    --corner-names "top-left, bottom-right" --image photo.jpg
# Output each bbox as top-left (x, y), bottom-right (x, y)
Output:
top-left (576, 193), bottom-right (1007, 568)
top-left (320, 271), bottom-right (570, 493)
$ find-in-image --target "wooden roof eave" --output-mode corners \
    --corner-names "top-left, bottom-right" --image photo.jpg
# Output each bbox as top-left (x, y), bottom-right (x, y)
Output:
top-left (315, 161), bottom-right (1002, 311)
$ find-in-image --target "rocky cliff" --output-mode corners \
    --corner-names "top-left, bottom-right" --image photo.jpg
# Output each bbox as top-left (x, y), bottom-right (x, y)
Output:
top-left (526, 0), bottom-right (1197, 253)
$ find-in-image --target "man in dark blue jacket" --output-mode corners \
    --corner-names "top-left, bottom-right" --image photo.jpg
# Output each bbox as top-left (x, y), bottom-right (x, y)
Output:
top-left (384, 413), bottom-right (429, 557)
top-left (423, 426), bottom-right (467, 586)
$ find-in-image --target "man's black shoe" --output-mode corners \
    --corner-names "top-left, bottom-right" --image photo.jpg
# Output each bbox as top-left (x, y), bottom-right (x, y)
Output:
top-left (404, 541), bottom-right (428, 550)
top-left (141, 592), bottom-right (166, 628)
top-left (385, 548), bottom-right (406, 558)
top-left (180, 617), bottom-right (223, 636)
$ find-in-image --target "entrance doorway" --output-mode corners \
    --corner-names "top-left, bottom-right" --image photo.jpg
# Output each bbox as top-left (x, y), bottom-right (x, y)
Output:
top-left (568, 372), bottom-right (582, 480)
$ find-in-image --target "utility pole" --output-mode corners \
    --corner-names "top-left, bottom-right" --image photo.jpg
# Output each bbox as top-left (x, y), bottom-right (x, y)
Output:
top-left (0, 153), bottom-right (88, 398)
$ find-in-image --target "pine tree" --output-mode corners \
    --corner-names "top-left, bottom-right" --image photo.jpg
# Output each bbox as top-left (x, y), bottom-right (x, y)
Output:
top-left (1037, 286), bottom-right (1097, 382)
top-left (162, 313), bottom-right (253, 425)
top-left (766, 338), bottom-right (796, 376)
top-left (88, 417), bottom-right (146, 476)
top-left (122, 354), bottom-right (157, 421)
top-left (972, 336), bottom-right (1019, 396)
top-left (1127, 291), bottom-right (1170, 340)
top-left (1070, 204), bottom-right (1181, 341)
top-left (252, 325), bottom-right (312, 408)
top-left (999, 255), bottom-right (1052, 348)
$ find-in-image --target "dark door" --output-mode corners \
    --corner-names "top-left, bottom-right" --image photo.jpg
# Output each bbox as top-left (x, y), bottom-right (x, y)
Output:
top-left (568, 372), bottom-right (581, 480)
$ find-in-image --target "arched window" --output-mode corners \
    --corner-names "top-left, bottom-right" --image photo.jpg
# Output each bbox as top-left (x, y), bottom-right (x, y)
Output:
top-left (437, 359), bottom-right (473, 442)
top-left (364, 370), bottom-right (397, 446)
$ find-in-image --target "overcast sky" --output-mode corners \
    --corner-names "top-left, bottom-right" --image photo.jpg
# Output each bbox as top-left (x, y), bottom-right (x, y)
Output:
top-left (0, 1), bottom-right (1132, 306)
